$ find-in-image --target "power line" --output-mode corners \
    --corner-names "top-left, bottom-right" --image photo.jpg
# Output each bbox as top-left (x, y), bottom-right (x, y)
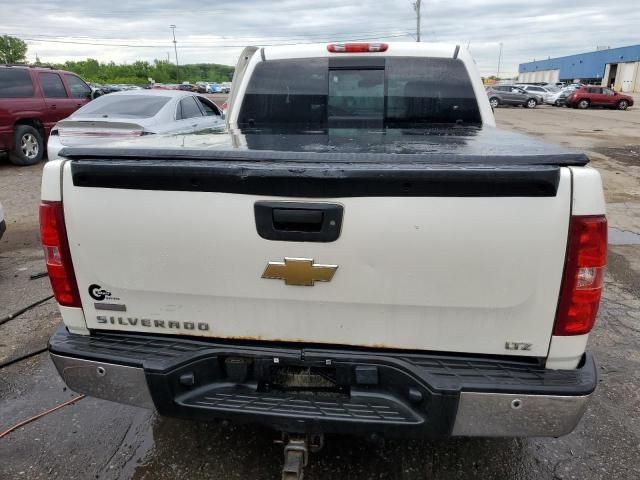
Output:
top-left (9, 26), bottom-right (415, 44)
top-left (22, 32), bottom-right (414, 49)
top-left (1, 16), bottom-right (420, 40)
top-left (21, 38), bottom-right (171, 48)
top-left (191, 33), bottom-right (415, 46)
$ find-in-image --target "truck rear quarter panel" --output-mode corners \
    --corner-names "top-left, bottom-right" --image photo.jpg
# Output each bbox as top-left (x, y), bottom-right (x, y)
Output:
top-left (546, 166), bottom-right (606, 369)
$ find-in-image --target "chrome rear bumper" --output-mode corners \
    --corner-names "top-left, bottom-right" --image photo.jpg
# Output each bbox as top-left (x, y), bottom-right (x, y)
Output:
top-left (51, 354), bottom-right (154, 409)
top-left (50, 350), bottom-right (592, 438)
top-left (452, 391), bottom-right (590, 437)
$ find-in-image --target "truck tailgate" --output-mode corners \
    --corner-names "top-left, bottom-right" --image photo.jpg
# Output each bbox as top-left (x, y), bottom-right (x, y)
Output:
top-left (62, 159), bottom-right (571, 358)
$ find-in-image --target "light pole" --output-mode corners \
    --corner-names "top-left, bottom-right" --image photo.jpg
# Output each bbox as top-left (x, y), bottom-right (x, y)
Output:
top-left (170, 25), bottom-right (179, 83)
top-left (413, 0), bottom-right (421, 42)
top-left (497, 42), bottom-right (503, 80)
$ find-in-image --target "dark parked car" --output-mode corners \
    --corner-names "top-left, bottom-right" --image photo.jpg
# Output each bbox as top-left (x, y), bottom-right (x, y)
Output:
top-left (99, 84), bottom-right (122, 94)
top-left (566, 86), bottom-right (634, 110)
top-left (178, 83), bottom-right (198, 92)
top-left (0, 65), bottom-right (93, 165)
top-left (486, 85), bottom-right (542, 109)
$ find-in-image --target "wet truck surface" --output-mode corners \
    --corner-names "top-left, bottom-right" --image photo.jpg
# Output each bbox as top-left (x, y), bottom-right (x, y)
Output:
top-left (40, 42), bottom-right (606, 479)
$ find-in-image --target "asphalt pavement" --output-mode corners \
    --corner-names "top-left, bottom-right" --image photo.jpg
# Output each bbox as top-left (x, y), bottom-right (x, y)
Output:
top-left (1, 104), bottom-right (639, 479)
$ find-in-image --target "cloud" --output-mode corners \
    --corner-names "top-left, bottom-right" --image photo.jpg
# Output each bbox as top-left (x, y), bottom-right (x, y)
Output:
top-left (1, 0), bottom-right (639, 77)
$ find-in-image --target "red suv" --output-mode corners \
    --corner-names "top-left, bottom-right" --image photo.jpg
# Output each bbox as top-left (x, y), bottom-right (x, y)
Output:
top-left (0, 65), bottom-right (93, 165)
top-left (566, 86), bottom-right (634, 111)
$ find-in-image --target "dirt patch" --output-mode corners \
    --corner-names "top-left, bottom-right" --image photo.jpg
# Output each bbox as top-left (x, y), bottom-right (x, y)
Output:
top-left (587, 150), bottom-right (640, 203)
top-left (607, 246), bottom-right (640, 298)
top-left (593, 146), bottom-right (640, 167)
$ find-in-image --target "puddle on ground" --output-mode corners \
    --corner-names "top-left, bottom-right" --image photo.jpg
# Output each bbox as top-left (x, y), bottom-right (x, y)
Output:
top-left (609, 227), bottom-right (640, 245)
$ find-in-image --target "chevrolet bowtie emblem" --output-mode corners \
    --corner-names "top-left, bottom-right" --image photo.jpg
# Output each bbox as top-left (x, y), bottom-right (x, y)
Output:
top-left (262, 258), bottom-right (338, 286)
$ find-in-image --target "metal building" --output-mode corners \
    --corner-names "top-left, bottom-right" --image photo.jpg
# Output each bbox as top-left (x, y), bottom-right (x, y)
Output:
top-left (518, 44), bottom-right (640, 92)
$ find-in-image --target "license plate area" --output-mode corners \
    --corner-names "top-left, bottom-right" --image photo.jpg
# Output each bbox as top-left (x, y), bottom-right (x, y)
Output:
top-left (267, 366), bottom-right (346, 395)
top-left (222, 356), bottom-right (350, 396)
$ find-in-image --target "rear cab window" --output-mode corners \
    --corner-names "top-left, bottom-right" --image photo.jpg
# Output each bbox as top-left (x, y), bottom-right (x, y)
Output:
top-left (0, 69), bottom-right (34, 98)
top-left (238, 57), bottom-right (481, 129)
top-left (328, 68), bottom-right (384, 127)
top-left (239, 58), bottom-right (328, 128)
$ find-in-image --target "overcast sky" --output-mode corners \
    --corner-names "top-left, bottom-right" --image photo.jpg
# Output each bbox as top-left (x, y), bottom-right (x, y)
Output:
top-left (2, 0), bottom-right (639, 77)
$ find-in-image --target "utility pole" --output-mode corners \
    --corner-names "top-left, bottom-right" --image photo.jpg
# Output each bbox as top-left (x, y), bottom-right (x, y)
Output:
top-left (170, 25), bottom-right (179, 82)
top-left (497, 42), bottom-right (503, 80)
top-left (413, 0), bottom-right (421, 42)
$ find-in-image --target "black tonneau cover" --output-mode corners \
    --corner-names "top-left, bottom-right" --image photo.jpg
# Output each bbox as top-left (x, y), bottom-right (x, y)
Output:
top-left (60, 126), bottom-right (589, 166)
top-left (63, 127), bottom-right (586, 198)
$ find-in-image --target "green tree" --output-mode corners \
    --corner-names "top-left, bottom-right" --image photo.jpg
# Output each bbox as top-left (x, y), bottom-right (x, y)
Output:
top-left (0, 35), bottom-right (28, 64)
top-left (52, 58), bottom-right (234, 85)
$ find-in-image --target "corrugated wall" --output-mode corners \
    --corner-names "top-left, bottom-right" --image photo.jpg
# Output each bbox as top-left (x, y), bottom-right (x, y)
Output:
top-left (617, 62), bottom-right (640, 92)
top-left (518, 45), bottom-right (640, 87)
top-left (518, 70), bottom-right (559, 84)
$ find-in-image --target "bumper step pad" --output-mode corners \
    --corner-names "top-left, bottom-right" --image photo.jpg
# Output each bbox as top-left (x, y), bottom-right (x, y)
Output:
top-left (179, 388), bottom-right (421, 425)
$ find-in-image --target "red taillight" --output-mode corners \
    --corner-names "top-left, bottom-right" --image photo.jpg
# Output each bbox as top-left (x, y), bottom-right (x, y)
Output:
top-left (39, 201), bottom-right (81, 307)
top-left (554, 215), bottom-right (607, 336)
top-left (327, 43), bottom-right (388, 53)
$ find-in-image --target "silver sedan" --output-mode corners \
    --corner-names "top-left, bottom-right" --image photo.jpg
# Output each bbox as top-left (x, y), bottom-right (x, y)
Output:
top-left (47, 90), bottom-right (224, 160)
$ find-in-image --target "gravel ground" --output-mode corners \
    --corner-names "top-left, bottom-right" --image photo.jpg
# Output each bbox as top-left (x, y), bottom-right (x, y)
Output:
top-left (0, 103), bottom-right (639, 479)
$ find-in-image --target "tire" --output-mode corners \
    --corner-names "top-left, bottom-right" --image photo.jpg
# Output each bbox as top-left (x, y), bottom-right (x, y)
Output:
top-left (577, 99), bottom-right (590, 109)
top-left (525, 98), bottom-right (537, 109)
top-left (9, 125), bottom-right (44, 166)
top-left (489, 97), bottom-right (500, 108)
top-left (617, 100), bottom-right (629, 111)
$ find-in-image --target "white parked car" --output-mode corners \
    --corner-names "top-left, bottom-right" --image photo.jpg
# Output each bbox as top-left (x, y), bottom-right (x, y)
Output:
top-left (548, 86), bottom-right (578, 107)
top-left (0, 200), bottom-right (5, 241)
top-left (47, 90), bottom-right (224, 160)
top-left (516, 84), bottom-right (560, 104)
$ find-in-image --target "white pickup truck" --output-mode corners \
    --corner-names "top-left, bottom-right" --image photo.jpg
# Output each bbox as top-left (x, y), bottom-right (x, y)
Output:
top-left (42, 42), bottom-right (606, 473)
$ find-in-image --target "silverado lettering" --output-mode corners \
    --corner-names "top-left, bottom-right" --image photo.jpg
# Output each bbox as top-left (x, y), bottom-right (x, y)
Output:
top-left (96, 316), bottom-right (209, 331)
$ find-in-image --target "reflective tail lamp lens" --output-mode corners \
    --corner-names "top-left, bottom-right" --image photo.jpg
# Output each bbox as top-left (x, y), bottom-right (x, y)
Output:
top-left (554, 215), bottom-right (607, 336)
top-left (39, 201), bottom-right (81, 307)
top-left (327, 43), bottom-right (388, 53)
